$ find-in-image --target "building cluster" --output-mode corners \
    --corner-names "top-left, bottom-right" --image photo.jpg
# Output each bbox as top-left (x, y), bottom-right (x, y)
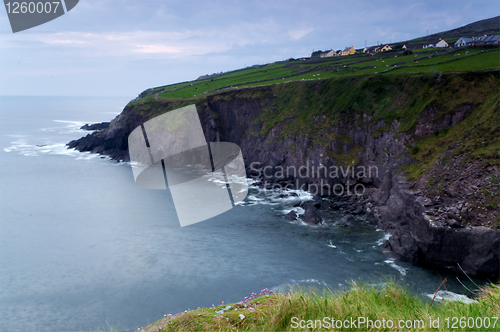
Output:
top-left (364, 44), bottom-right (393, 53)
top-left (317, 34), bottom-right (498, 58)
top-left (319, 46), bottom-right (356, 57)
top-left (454, 35), bottom-right (500, 47)
top-left (402, 38), bottom-right (449, 50)
top-left (403, 34), bottom-right (499, 50)
top-left (319, 43), bottom-right (395, 57)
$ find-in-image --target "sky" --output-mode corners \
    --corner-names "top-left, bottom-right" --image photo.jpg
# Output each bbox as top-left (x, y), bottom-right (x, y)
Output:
top-left (0, 0), bottom-right (498, 97)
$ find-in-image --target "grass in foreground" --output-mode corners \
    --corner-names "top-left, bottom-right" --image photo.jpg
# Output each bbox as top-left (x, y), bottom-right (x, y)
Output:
top-left (140, 281), bottom-right (500, 331)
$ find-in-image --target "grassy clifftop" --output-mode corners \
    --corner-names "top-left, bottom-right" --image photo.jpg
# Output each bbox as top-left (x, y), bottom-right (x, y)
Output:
top-left (129, 69), bottom-right (499, 170)
top-left (140, 282), bottom-right (500, 332)
top-left (128, 43), bottom-right (499, 170)
top-left (134, 46), bottom-right (498, 101)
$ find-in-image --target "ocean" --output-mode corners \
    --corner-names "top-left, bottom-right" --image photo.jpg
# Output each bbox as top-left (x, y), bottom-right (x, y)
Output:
top-left (0, 96), bottom-right (481, 332)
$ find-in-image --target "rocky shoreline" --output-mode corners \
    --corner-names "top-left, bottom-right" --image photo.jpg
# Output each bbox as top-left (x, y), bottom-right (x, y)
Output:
top-left (250, 171), bottom-right (499, 279)
top-left (68, 75), bottom-right (499, 279)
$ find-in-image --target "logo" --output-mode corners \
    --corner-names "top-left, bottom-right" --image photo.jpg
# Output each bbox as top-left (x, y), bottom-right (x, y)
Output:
top-left (3, 0), bottom-right (79, 33)
top-left (128, 104), bottom-right (248, 227)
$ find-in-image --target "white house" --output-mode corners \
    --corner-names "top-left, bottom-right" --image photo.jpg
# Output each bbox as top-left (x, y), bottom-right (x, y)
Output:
top-left (424, 38), bottom-right (448, 48)
top-left (435, 39), bottom-right (448, 47)
top-left (455, 37), bottom-right (472, 47)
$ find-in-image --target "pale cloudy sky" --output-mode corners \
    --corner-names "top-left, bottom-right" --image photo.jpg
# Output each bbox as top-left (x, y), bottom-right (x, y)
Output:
top-left (0, 0), bottom-right (498, 97)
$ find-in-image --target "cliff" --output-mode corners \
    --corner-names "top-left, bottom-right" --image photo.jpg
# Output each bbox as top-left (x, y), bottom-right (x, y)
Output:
top-left (68, 71), bottom-right (500, 278)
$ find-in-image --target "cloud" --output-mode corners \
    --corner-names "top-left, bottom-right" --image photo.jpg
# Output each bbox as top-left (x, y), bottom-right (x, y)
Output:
top-left (288, 28), bottom-right (314, 40)
top-left (46, 39), bottom-right (86, 45)
top-left (0, 19), bottom-right (289, 58)
top-left (134, 44), bottom-right (182, 54)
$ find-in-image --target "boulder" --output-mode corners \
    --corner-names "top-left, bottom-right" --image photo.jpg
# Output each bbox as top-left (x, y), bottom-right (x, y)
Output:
top-left (311, 194), bottom-right (322, 208)
top-left (284, 210), bottom-right (298, 221)
top-left (299, 202), bottom-right (322, 225)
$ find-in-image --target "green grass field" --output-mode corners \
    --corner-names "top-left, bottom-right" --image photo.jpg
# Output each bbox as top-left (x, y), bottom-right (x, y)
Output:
top-left (148, 47), bottom-right (498, 100)
top-left (390, 50), bottom-right (500, 74)
top-left (235, 49), bottom-right (498, 90)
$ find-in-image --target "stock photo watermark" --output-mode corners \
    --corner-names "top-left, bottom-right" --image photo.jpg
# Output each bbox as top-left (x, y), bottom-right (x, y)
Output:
top-left (249, 161), bottom-right (379, 197)
top-left (290, 316), bottom-right (498, 330)
top-left (3, 0), bottom-right (79, 33)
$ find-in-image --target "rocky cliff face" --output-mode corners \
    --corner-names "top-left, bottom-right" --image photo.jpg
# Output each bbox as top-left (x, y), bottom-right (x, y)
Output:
top-left (68, 73), bottom-right (500, 279)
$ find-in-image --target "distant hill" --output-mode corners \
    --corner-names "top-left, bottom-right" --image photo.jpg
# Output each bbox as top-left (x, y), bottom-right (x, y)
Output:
top-left (400, 15), bottom-right (499, 46)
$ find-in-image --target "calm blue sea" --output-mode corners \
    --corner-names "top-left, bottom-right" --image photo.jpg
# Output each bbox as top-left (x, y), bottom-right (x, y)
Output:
top-left (0, 96), bottom-right (480, 332)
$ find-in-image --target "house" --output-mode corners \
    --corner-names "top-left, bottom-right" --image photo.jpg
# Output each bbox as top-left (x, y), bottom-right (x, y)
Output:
top-left (365, 46), bottom-right (377, 53)
top-left (364, 44), bottom-right (391, 53)
top-left (424, 38), bottom-right (448, 48)
top-left (319, 51), bottom-right (330, 58)
top-left (471, 34), bottom-right (500, 45)
top-left (376, 44), bottom-right (391, 52)
top-left (454, 35), bottom-right (499, 47)
top-left (319, 49), bottom-right (339, 58)
top-left (374, 44), bottom-right (392, 52)
top-left (341, 46), bottom-right (356, 56)
top-left (455, 37), bottom-right (472, 47)
top-left (483, 35), bottom-right (500, 44)
top-left (326, 49), bottom-right (337, 57)
top-left (381, 44), bottom-right (392, 51)
top-left (437, 39), bottom-right (448, 47)
top-left (471, 35), bottom-right (487, 44)
top-left (336, 50), bottom-right (343, 56)
top-left (423, 39), bottom-right (448, 48)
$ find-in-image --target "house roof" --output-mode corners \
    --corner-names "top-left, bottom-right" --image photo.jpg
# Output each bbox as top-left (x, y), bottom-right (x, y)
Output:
top-left (472, 35), bottom-right (490, 41)
top-left (455, 37), bottom-right (472, 43)
top-left (454, 35), bottom-right (500, 45)
top-left (483, 35), bottom-right (499, 42)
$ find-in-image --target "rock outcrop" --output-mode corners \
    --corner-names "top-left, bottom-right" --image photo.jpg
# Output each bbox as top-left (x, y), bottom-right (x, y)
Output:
top-left (80, 122), bottom-right (110, 131)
